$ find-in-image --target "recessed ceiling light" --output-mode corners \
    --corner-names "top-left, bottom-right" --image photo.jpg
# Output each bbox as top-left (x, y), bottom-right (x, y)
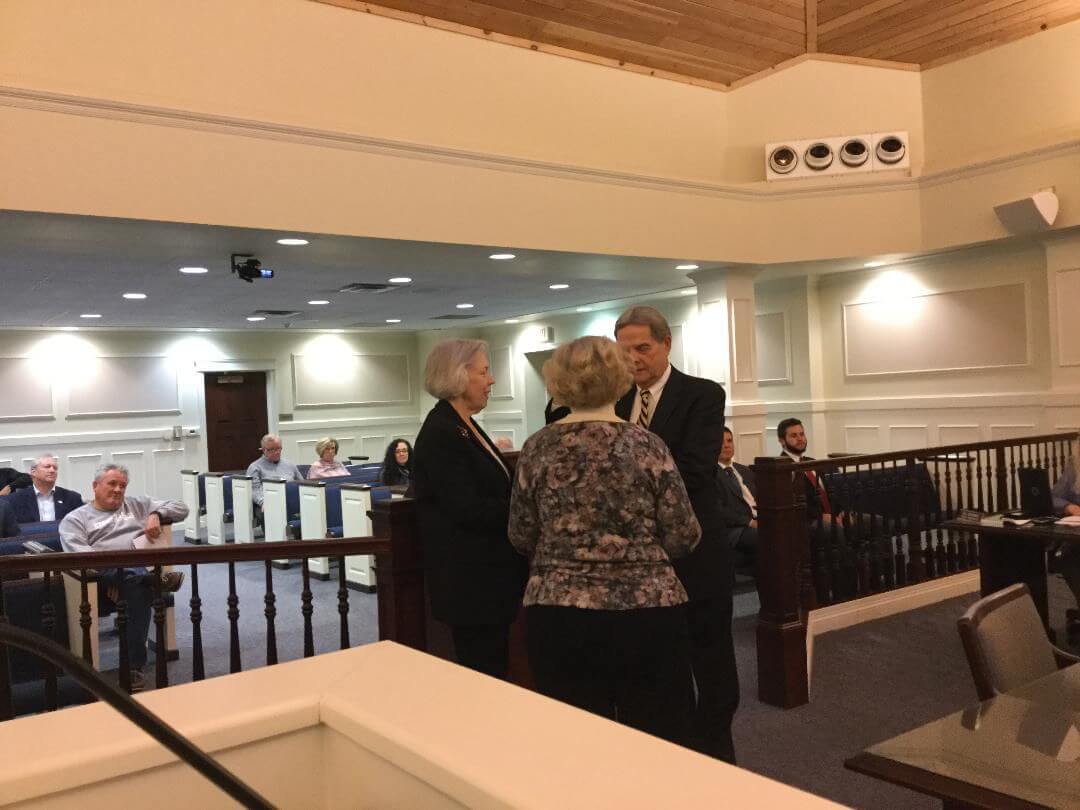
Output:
top-left (864, 260), bottom-right (887, 268)
top-left (549, 283), bottom-right (569, 290)
top-left (79, 313), bottom-right (102, 319)
top-left (505, 319), bottom-right (520, 324)
top-left (331, 329), bottom-right (345, 334)
top-left (195, 328), bottom-right (211, 332)
top-left (456, 303), bottom-right (474, 309)
top-left (388, 277), bottom-right (412, 284)
top-left (179, 266), bottom-right (209, 274)
top-left (308, 300), bottom-right (330, 306)
top-left (276, 238), bottom-right (309, 246)
top-left (386, 318), bottom-right (402, 324)
top-left (246, 316), bottom-right (266, 322)
top-left (576, 306), bottom-right (592, 313)
top-left (122, 292), bottom-right (146, 300)
top-left (60, 326), bottom-right (78, 332)
top-left (489, 253), bottom-right (515, 260)
top-left (680, 289), bottom-right (697, 296)
top-left (676, 264), bottom-right (699, 271)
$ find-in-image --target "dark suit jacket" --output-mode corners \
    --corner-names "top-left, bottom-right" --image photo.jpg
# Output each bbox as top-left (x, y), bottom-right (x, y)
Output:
top-left (781, 453), bottom-right (826, 523)
top-left (718, 462), bottom-right (757, 528)
top-left (616, 366), bottom-right (730, 601)
top-left (5, 485), bottom-right (84, 524)
top-left (0, 499), bottom-right (18, 538)
top-left (413, 399), bottom-right (527, 627)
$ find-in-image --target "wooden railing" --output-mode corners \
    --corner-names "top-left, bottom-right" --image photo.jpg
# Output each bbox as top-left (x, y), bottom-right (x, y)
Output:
top-left (754, 431), bottom-right (1079, 709)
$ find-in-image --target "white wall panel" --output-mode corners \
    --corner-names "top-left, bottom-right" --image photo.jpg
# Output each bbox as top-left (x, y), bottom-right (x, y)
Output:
top-left (1056, 268), bottom-right (1080, 366)
top-left (989, 424), bottom-right (1037, 440)
top-left (489, 345), bottom-right (514, 400)
top-left (844, 426), bottom-right (881, 453)
top-left (68, 356), bottom-right (180, 417)
top-left (66, 453), bottom-right (103, 494)
top-left (939, 425), bottom-right (982, 446)
top-left (292, 353), bottom-right (410, 407)
top-left (737, 430), bottom-right (764, 462)
top-left (361, 435), bottom-right (389, 461)
top-left (889, 425), bottom-right (929, 451)
top-left (730, 298), bottom-right (757, 383)
top-left (111, 450), bottom-right (147, 494)
top-left (0, 358), bottom-right (53, 420)
top-left (755, 312), bottom-right (790, 385)
top-left (152, 449), bottom-right (184, 501)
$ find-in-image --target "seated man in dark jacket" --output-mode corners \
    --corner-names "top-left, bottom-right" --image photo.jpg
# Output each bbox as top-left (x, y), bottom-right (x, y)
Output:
top-left (5, 454), bottom-right (83, 524)
top-left (718, 427), bottom-right (758, 566)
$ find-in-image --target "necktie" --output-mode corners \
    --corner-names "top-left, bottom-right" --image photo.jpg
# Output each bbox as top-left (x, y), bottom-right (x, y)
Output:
top-left (637, 388), bottom-right (651, 428)
top-left (806, 470), bottom-right (832, 515)
top-left (723, 467), bottom-right (752, 517)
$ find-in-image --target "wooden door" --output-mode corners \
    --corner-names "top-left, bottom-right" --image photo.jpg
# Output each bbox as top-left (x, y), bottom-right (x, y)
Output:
top-left (203, 371), bottom-right (269, 472)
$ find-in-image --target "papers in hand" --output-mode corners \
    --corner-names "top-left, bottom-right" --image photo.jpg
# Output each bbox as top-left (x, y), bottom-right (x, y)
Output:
top-left (1056, 515), bottom-right (1080, 526)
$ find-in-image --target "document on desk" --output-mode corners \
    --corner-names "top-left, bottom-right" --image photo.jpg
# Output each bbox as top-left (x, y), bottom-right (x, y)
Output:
top-left (1056, 515), bottom-right (1080, 526)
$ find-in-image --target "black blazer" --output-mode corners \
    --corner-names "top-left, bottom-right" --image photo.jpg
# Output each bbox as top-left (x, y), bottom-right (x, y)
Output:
top-left (413, 399), bottom-right (526, 626)
top-left (5, 485), bottom-right (84, 524)
top-left (0, 499), bottom-right (18, 539)
top-left (718, 462), bottom-right (757, 528)
top-left (780, 453), bottom-right (826, 523)
top-left (616, 366), bottom-right (730, 601)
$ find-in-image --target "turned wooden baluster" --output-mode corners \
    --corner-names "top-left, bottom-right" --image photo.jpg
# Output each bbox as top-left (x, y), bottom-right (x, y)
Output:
top-left (189, 564), bottom-right (205, 681)
top-left (116, 569), bottom-right (131, 694)
top-left (79, 573), bottom-right (93, 666)
top-left (40, 569), bottom-right (58, 711)
top-left (1008, 445), bottom-right (1019, 511)
top-left (878, 462), bottom-right (895, 590)
top-left (994, 446), bottom-right (1009, 517)
top-left (227, 562), bottom-right (241, 674)
top-left (0, 578), bottom-right (11, 721)
top-left (974, 450), bottom-right (984, 511)
top-left (891, 460), bottom-right (907, 587)
top-left (301, 559), bottom-right (315, 658)
top-left (265, 561), bottom-right (278, 666)
top-left (152, 566), bottom-right (168, 689)
top-left (983, 447), bottom-right (995, 513)
top-left (337, 556), bottom-right (351, 650)
top-left (906, 461), bottom-right (928, 583)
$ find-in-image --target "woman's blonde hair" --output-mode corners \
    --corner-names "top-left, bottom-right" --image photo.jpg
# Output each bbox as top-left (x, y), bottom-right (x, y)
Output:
top-left (543, 336), bottom-right (632, 410)
top-left (424, 339), bottom-right (488, 400)
top-left (314, 437), bottom-right (338, 457)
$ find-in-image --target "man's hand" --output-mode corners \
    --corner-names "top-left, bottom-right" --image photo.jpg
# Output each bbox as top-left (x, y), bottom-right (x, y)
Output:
top-left (1066, 504), bottom-right (1080, 517)
top-left (749, 519), bottom-right (758, 529)
top-left (144, 511), bottom-right (162, 541)
top-left (0, 485), bottom-right (9, 497)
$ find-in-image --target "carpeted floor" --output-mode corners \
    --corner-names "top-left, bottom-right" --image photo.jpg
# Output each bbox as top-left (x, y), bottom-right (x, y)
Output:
top-left (95, 545), bottom-right (1075, 808)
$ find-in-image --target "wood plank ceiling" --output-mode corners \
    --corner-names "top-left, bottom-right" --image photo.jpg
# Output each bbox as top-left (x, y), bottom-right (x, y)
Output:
top-left (315, 0), bottom-right (1080, 87)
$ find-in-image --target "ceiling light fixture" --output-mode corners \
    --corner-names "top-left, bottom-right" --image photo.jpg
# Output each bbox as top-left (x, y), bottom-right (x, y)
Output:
top-left (680, 289), bottom-right (697, 296)
top-left (308, 300), bottom-right (330, 305)
top-left (549, 283), bottom-right (569, 290)
top-left (276, 238), bottom-right (309, 246)
top-left (122, 292), bottom-right (147, 300)
top-left (60, 326), bottom-right (78, 332)
top-left (388, 277), bottom-right (412, 284)
top-left (576, 307), bottom-right (592, 313)
top-left (79, 313), bottom-right (102, 319)
top-left (195, 328), bottom-right (211, 333)
top-left (246, 316), bottom-right (266, 322)
top-left (386, 318), bottom-right (402, 324)
top-left (489, 253), bottom-right (515, 260)
top-left (676, 264), bottom-right (699, 271)
top-left (179, 266), bottom-right (209, 274)
top-left (864, 260), bottom-right (887, 268)
top-left (456, 303), bottom-right (474, 309)
top-left (505, 319), bottom-right (520, 324)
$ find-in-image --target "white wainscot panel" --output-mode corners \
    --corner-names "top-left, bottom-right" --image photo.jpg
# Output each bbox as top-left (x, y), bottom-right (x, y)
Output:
top-left (68, 356), bottom-right (181, 417)
top-left (489, 345), bottom-right (515, 400)
top-left (737, 431), bottom-right (764, 462)
top-left (844, 426), bottom-right (881, 453)
top-left (0, 357), bottom-right (53, 421)
top-left (361, 435), bottom-right (389, 461)
top-left (939, 425), bottom-right (982, 446)
top-left (296, 435), bottom-right (356, 466)
top-left (670, 324), bottom-right (693, 377)
top-left (66, 453), bottom-right (103, 494)
top-left (888, 425), bottom-right (929, 451)
top-left (731, 298), bottom-right (757, 383)
top-left (111, 451), bottom-right (147, 494)
top-left (990, 424), bottom-right (1037, 441)
top-left (755, 312), bottom-right (790, 385)
top-left (292, 353), bottom-right (411, 407)
top-left (152, 449), bottom-right (185, 502)
top-left (0, 459), bottom-right (12, 468)
top-left (1055, 268), bottom-right (1080, 366)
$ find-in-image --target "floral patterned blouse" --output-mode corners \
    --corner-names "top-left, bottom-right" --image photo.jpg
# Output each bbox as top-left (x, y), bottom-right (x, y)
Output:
top-left (508, 420), bottom-right (701, 610)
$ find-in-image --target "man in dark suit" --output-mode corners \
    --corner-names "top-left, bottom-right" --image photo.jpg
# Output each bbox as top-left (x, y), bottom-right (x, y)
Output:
top-left (777, 418), bottom-right (836, 528)
top-left (5, 454), bottom-right (83, 524)
top-left (614, 305), bottom-right (737, 763)
top-left (718, 427), bottom-right (758, 566)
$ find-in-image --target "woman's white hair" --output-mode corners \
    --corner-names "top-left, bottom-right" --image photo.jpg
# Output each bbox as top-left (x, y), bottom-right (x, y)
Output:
top-left (424, 339), bottom-right (488, 400)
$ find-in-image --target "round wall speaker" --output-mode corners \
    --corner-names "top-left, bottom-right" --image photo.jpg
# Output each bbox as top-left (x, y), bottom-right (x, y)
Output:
top-left (804, 142), bottom-right (833, 171)
top-left (840, 138), bottom-right (869, 167)
top-left (876, 135), bottom-right (906, 164)
top-left (769, 145), bottom-right (798, 174)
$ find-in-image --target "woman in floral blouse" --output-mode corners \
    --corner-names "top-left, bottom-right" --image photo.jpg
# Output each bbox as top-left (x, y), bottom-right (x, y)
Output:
top-left (509, 335), bottom-right (700, 746)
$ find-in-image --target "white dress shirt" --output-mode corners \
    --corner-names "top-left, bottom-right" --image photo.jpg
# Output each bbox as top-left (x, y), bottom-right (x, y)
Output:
top-left (629, 363), bottom-right (673, 427)
top-left (719, 461), bottom-right (757, 519)
top-left (34, 484), bottom-right (56, 522)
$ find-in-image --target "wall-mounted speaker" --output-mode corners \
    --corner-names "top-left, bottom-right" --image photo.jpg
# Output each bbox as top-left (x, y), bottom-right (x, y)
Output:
top-left (994, 189), bottom-right (1059, 233)
top-left (765, 131), bottom-right (909, 181)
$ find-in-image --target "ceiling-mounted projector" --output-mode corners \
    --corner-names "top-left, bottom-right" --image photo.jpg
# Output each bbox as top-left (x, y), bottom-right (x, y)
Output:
top-left (231, 253), bottom-right (274, 283)
top-left (994, 189), bottom-right (1059, 233)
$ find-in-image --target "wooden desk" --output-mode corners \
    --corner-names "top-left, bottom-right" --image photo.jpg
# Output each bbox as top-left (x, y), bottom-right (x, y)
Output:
top-left (943, 518), bottom-right (1080, 636)
top-left (846, 664), bottom-right (1080, 809)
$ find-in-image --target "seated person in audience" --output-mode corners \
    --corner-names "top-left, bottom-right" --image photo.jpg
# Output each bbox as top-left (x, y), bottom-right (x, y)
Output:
top-left (1052, 446), bottom-right (1080, 635)
top-left (5, 454), bottom-right (83, 523)
top-left (0, 466), bottom-right (32, 497)
top-left (509, 336), bottom-right (700, 747)
top-left (718, 427), bottom-right (758, 567)
top-left (778, 418), bottom-right (840, 528)
top-left (494, 436), bottom-right (514, 452)
top-left (246, 433), bottom-right (303, 508)
top-left (380, 438), bottom-right (413, 486)
top-left (544, 398), bottom-right (570, 424)
top-left (59, 463), bottom-right (187, 692)
top-left (0, 498), bottom-right (18, 538)
top-left (307, 437), bottom-right (349, 479)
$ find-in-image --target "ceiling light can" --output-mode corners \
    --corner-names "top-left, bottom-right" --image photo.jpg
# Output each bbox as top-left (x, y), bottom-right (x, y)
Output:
top-left (875, 135), bottom-right (906, 165)
top-left (804, 142), bottom-right (833, 171)
top-left (768, 145), bottom-right (797, 175)
top-left (840, 138), bottom-right (869, 167)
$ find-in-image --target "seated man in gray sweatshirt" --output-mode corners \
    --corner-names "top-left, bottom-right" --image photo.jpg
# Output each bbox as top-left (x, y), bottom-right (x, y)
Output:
top-left (59, 462), bottom-right (188, 692)
top-left (246, 433), bottom-right (304, 509)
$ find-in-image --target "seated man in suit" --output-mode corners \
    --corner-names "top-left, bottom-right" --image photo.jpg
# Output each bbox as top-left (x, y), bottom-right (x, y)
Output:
top-left (718, 427), bottom-right (758, 567)
top-left (777, 418), bottom-right (840, 528)
top-left (0, 498), bottom-right (18, 538)
top-left (59, 463), bottom-right (186, 692)
top-left (5, 454), bottom-right (83, 524)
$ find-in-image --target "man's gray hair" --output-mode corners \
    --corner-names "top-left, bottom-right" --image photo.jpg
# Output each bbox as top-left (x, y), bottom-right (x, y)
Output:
top-left (614, 305), bottom-right (672, 342)
top-left (93, 462), bottom-right (130, 484)
top-left (30, 453), bottom-right (58, 471)
top-left (260, 434), bottom-right (282, 449)
top-left (424, 339), bottom-right (488, 401)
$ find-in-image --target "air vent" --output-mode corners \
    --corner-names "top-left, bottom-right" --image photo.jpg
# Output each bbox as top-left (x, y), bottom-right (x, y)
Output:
top-left (337, 282), bottom-right (395, 294)
top-left (433, 313), bottom-right (478, 320)
top-left (252, 309), bottom-right (302, 318)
